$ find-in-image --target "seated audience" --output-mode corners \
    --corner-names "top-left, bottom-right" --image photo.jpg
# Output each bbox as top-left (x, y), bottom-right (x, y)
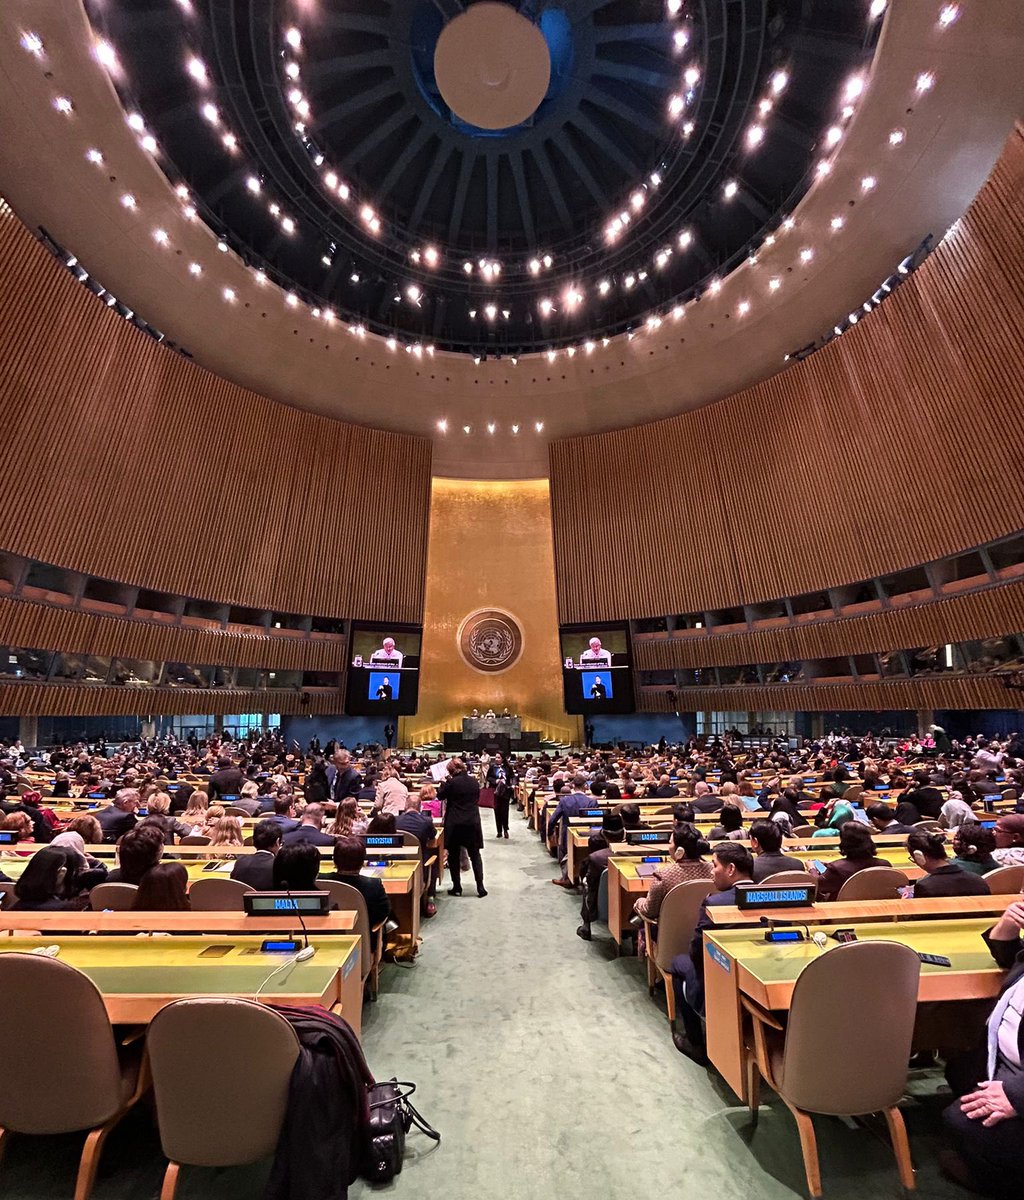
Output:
top-left (374, 767), bottom-right (410, 816)
top-left (941, 790), bottom-right (977, 829)
top-left (707, 803), bottom-right (745, 841)
top-left (992, 815), bottom-right (1024, 866)
top-left (271, 843), bottom-right (322, 892)
top-left (396, 792), bottom-right (436, 851)
top-left (366, 812), bottom-right (397, 837)
top-left (749, 819), bottom-right (805, 882)
top-left (325, 836), bottom-right (392, 948)
top-left (633, 823), bottom-right (713, 922)
top-left (132, 862), bottom-right (190, 911)
top-left (266, 795), bottom-right (300, 836)
top-left (576, 814), bottom-right (628, 941)
top-left (208, 815), bottom-right (243, 848)
top-left (908, 829), bottom-right (991, 898)
top-left (9, 846), bottom-right (88, 911)
top-left (282, 803), bottom-right (336, 847)
top-left (95, 788), bottom-right (141, 842)
top-left (616, 802), bottom-right (643, 830)
top-left (106, 823), bottom-right (165, 884)
top-left (866, 802), bottom-right (917, 835)
top-left (49, 830), bottom-right (108, 890)
top-left (230, 819), bottom-right (282, 889)
top-left (2, 811), bottom-right (34, 851)
top-left (328, 797), bottom-right (359, 837)
top-left (691, 781), bottom-right (722, 814)
top-left (815, 823), bottom-right (892, 902)
top-left (178, 789), bottom-right (209, 830)
top-left (669, 843), bottom-right (754, 1063)
top-left (141, 791), bottom-right (192, 843)
top-left (951, 824), bottom-right (1000, 877)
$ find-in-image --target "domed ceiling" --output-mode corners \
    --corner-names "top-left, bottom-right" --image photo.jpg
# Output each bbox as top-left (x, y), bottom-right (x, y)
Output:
top-left (85, 0), bottom-right (875, 355)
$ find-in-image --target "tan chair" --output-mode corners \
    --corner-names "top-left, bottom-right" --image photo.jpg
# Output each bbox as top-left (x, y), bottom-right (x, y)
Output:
top-left (224, 806), bottom-right (251, 817)
top-left (983, 864), bottom-right (1024, 894)
top-left (914, 820), bottom-right (943, 831)
top-left (146, 997), bottom-right (299, 1200)
top-left (759, 871), bottom-right (819, 894)
top-left (399, 830), bottom-right (421, 849)
top-left (842, 785), bottom-right (863, 804)
top-left (637, 879), bottom-right (714, 1019)
top-left (835, 866), bottom-right (909, 902)
top-left (89, 882), bottom-right (139, 911)
top-left (744, 940), bottom-right (920, 1198)
top-left (180, 834), bottom-right (211, 846)
top-left (0, 953), bottom-right (147, 1200)
top-left (187, 877), bottom-right (255, 911)
top-left (792, 825), bottom-right (818, 838)
top-left (318, 878), bottom-right (383, 999)
top-left (0, 880), bottom-right (15, 909)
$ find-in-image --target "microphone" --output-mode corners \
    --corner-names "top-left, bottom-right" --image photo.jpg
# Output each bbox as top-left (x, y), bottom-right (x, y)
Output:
top-left (759, 914), bottom-right (812, 942)
top-left (284, 880), bottom-right (316, 961)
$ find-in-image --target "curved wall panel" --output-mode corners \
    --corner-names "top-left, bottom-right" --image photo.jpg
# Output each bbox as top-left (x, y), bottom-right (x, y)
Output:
top-left (0, 206), bottom-right (431, 621)
top-left (552, 128), bottom-right (1024, 624)
top-left (635, 578), bottom-right (1024, 671)
top-left (0, 684), bottom-right (341, 717)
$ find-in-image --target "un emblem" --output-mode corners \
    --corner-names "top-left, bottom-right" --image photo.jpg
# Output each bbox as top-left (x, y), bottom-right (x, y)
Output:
top-left (458, 609), bottom-right (524, 673)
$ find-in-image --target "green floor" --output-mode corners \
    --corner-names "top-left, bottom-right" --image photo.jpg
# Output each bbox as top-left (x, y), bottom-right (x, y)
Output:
top-left (2, 814), bottom-right (967, 1199)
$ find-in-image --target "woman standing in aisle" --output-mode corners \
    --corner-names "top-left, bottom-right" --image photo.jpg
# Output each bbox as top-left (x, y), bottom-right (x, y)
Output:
top-left (487, 752), bottom-right (516, 839)
top-left (439, 759), bottom-right (486, 897)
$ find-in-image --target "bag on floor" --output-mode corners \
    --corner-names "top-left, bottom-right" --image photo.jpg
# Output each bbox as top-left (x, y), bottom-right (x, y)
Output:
top-left (361, 1079), bottom-right (440, 1183)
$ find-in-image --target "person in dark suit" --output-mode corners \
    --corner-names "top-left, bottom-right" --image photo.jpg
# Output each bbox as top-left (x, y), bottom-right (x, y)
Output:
top-left (749, 819), bottom-right (806, 882)
top-left (208, 756), bottom-right (244, 802)
top-left (324, 836), bottom-right (392, 950)
top-left (396, 794), bottom-right (435, 851)
top-left (95, 788), bottom-right (141, 843)
top-left (909, 828), bottom-right (992, 898)
top-left (942, 899), bottom-right (1024, 1197)
top-left (230, 819), bottom-right (282, 890)
top-left (669, 842), bottom-right (754, 1063)
top-left (331, 750), bottom-right (362, 802)
top-left (485, 752), bottom-right (515, 839)
top-left (282, 804), bottom-right (337, 847)
top-left (652, 775), bottom-right (680, 799)
top-left (375, 678), bottom-right (393, 701)
top-left (814, 823), bottom-right (892, 902)
top-left (589, 677), bottom-right (607, 700)
top-left (577, 814), bottom-right (626, 939)
top-left (266, 796), bottom-right (301, 837)
top-left (438, 759), bottom-right (486, 897)
top-left (384, 723), bottom-right (396, 750)
top-left (105, 823), bottom-right (164, 884)
top-left (691, 782), bottom-right (723, 814)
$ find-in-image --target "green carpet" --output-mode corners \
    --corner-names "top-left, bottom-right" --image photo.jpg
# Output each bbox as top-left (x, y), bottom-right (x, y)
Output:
top-left (1, 815), bottom-right (968, 1199)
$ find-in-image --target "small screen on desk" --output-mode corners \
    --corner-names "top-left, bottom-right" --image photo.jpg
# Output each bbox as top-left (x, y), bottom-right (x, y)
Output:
top-left (244, 891), bottom-right (330, 915)
top-left (582, 809), bottom-right (603, 817)
top-left (0, 830), bottom-right (17, 844)
top-left (627, 830), bottom-right (668, 844)
top-left (736, 885), bottom-right (815, 909)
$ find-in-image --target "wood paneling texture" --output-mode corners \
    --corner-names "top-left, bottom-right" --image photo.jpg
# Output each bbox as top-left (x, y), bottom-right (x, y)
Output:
top-left (0, 684), bottom-right (340, 717)
top-left (552, 128), bottom-right (1024, 624)
top-left (639, 677), bottom-right (1024, 713)
top-left (0, 207), bottom-right (431, 621)
top-left (635, 579), bottom-right (1024, 670)
top-left (0, 596), bottom-right (344, 671)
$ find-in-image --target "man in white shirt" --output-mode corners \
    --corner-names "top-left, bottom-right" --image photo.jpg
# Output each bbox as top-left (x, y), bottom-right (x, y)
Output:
top-left (993, 815), bottom-right (1024, 866)
top-left (578, 637), bottom-right (612, 668)
top-left (370, 637), bottom-right (404, 667)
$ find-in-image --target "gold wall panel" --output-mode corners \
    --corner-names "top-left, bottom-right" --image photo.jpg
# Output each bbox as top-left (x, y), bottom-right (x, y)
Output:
top-left (405, 478), bottom-right (576, 746)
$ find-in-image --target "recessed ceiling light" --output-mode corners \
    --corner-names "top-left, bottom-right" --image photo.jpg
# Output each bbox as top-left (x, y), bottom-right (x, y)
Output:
top-left (437, 419), bottom-right (448, 432)
top-left (723, 180), bottom-right (738, 199)
top-left (770, 70), bottom-right (788, 94)
top-left (53, 96), bottom-right (74, 115)
top-left (152, 228), bottom-right (168, 245)
top-left (684, 66), bottom-right (700, 88)
top-left (861, 175), bottom-right (877, 191)
top-left (120, 193), bottom-right (136, 209)
top-left (830, 215), bottom-right (845, 230)
top-left (825, 125), bottom-right (842, 147)
top-left (869, 0), bottom-right (887, 17)
top-left (188, 262), bottom-right (202, 276)
top-left (187, 56), bottom-right (207, 84)
top-left (20, 31), bottom-right (44, 56)
top-left (747, 124), bottom-right (765, 148)
top-left (889, 127), bottom-right (905, 146)
top-left (938, 4), bottom-right (960, 26)
top-left (141, 135), bottom-right (157, 154)
top-left (844, 74), bottom-right (866, 103)
top-left (223, 287), bottom-right (236, 302)
top-left (93, 39), bottom-right (118, 71)
top-left (285, 27), bottom-right (301, 49)
top-left (86, 148), bottom-right (104, 164)
top-left (246, 175), bottom-right (260, 193)
top-left (800, 247), bottom-right (814, 263)
top-left (915, 71), bottom-right (935, 93)
top-left (738, 301), bottom-right (750, 315)
top-left (768, 277), bottom-right (781, 291)
top-left (535, 421), bottom-right (544, 432)
top-left (201, 103), bottom-right (218, 124)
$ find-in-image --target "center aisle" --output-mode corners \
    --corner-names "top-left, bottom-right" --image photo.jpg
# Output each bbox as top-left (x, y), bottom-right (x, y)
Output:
top-left (351, 817), bottom-right (962, 1200)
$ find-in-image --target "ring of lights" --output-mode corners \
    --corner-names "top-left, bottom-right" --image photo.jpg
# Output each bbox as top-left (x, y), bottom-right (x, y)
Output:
top-left (83, 0), bottom-right (879, 357)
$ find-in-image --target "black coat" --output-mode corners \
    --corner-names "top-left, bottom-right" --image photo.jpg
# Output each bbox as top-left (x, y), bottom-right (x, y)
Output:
top-left (913, 864), bottom-right (992, 899)
top-left (230, 851), bottom-right (276, 890)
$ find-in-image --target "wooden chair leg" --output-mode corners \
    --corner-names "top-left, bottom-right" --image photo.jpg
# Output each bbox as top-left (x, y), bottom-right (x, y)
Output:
top-left (786, 1104), bottom-right (822, 1199)
top-left (74, 1121), bottom-right (115, 1200)
top-left (159, 1161), bottom-right (181, 1200)
top-left (746, 1051), bottom-right (761, 1123)
top-left (884, 1106), bottom-right (916, 1192)
top-left (662, 970), bottom-right (676, 1023)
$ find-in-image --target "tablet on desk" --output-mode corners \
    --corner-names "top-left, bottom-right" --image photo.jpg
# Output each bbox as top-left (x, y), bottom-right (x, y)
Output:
top-left (635, 863), bottom-right (659, 879)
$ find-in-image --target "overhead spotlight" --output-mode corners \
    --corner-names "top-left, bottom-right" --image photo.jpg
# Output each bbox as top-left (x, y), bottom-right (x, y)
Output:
top-left (468, 309), bottom-right (477, 319)
top-left (285, 61), bottom-right (300, 79)
top-left (20, 31), bottom-right (44, 56)
top-left (630, 190), bottom-right (645, 211)
top-left (671, 305), bottom-right (684, 320)
top-left (281, 216), bottom-right (295, 234)
top-left (186, 56), bottom-right (207, 84)
top-left (424, 245), bottom-right (440, 267)
top-left (673, 29), bottom-right (689, 50)
top-left (543, 255), bottom-right (552, 268)
top-left (708, 278), bottom-right (721, 294)
top-left (127, 112), bottom-right (145, 132)
top-left (350, 272), bottom-right (360, 283)
top-left (861, 175), bottom-right (877, 191)
top-left (598, 279), bottom-right (611, 295)
top-left (539, 298), bottom-right (554, 316)
top-left (217, 239), bottom-right (228, 252)
top-left (152, 228), bottom-right (169, 245)
top-left (546, 350), bottom-right (557, 363)
top-left (269, 202), bottom-right (280, 216)
top-left (723, 180), bottom-right (738, 199)
top-left (816, 161), bottom-right (832, 178)
top-left (463, 261), bottom-right (473, 274)
top-left (86, 148), bottom-right (104, 164)
top-left (406, 284), bottom-right (421, 303)
top-left (223, 287), bottom-right (236, 302)
top-left (825, 126), bottom-right (842, 147)
top-left (889, 127), bottom-right (906, 146)
top-left (337, 182), bottom-right (350, 200)
top-left (53, 96), bottom-right (74, 115)
top-left (830, 215), bottom-right (845, 230)
top-left (844, 75), bottom-right (866, 103)
top-left (746, 124), bottom-right (765, 148)
top-left (563, 286), bottom-right (583, 310)
top-left (511, 423), bottom-right (519, 432)
top-left (286, 292), bottom-right (299, 307)
top-left (324, 170), bottom-right (338, 189)
top-left (141, 135), bottom-right (158, 154)
top-left (738, 300), bottom-right (750, 315)
top-left (849, 312), bottom-right (859, 324)
top-left (484, 303), bottom-right (497, 320)
top-left (201, 102), bottom-right (219, 124)
top-left (624, 274), bottom-right (636, 289)
top-left (120, 193), bottom-right (137, 209)
top-left (782, 216), bottom-right (795, 230)
top-left (246, 175), bottom-right (261, 194)
top-left (535, 421), bottom-right (544, 432)
top-left (678, 229), bottom-right (692, 248)
top-left (222, 132), bottom-right (238, 152)
top-left (254, 269), bottom-right (267, 285)
top-left (188, 262), bottom-right (202, 276)
top-left (915, 71), bottom-right (935, 93)
top-left (869, 0), bottom-right (887, 17)
top-left (684, 66), bottom-right (700, 88)
top-left (528, 258), bottom-right (541, 275)
top-left (487, 423), bottom-right (496, 434)
top-left (758, 98), bottom-right (772, 117)
top-left (667, 0), bottom-right (682, 12)
top-left (584, 341), bottom-right (595, 354)
top-left (938, 4), bottom-right (960, 26)
top-left (437, 419), bottom-right (448, 432)
top-left (681, 121), bottom-right (694, 137)
top-left (285, 27), bottom-right (301, 49)
top-left (769, 277), bottom-right (781, 291)
top-left (770, 69), bottom-right (789, 94)
top-left (668, 94), bottom-right (684, 117)
top-left (800, 247), bottom-right (814, 263)
top-left (94, 39), bottom-right (118, 71)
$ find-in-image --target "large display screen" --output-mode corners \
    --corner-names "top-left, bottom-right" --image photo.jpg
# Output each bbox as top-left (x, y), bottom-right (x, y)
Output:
top-left (345, 623), bottom-right (422, 716)
top-left (559, 622), bottom-right (635, 714)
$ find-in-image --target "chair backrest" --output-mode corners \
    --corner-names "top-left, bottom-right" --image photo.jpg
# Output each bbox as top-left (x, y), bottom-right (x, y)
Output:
top-left (759, 870), bottom-right (819, 894)
top-left (836, 866), bottom-right (909, 902)
top-left (399, 830), bottom-right (421, 848)
top-left (147, 998), bottom-right (299, 1167)
top-left (181, 834), bottom-right (211, 845)
top-left (982, 864), bottom-right (1024, 895)
top-left (0, 953), bottom-right (125, 1133)
top-left (842, 785), bottom-right (864, 804)
top-left (187, 877), bottom-right (255, 911)
top-left (791, 825), bottom-right (818, 837)
top-left (89, 882), bottom-right (139, 911)
top-left (319, 879), bottom-right (371, 980)
top-left (0, 880), bottom-right (16, 909)
top-left (596, 868), bottom-right (609, 924)
top-left (781, 941), bottom-right (920, 1114)
top-left (914, 820), bottom-right (943, 831)
top-left (224, 806), bottom-right (251, 817)
top-left (654, 879), bottom-right (715, 973)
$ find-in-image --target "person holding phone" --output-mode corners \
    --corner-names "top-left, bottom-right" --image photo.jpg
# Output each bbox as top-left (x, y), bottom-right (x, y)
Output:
top-left (814, 823), bottom-right (892, 902)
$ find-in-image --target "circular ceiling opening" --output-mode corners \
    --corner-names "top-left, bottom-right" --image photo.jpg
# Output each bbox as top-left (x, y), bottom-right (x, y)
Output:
top-left (434, 3), bottom-right (551, 131)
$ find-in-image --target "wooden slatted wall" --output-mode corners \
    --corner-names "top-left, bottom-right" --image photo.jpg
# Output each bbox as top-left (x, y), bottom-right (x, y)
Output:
top-left (0, 684), bottom-right (341, 717)
top-left (0, 596), bottom-right (345, 672)
top-left (0, 207), bottom-right (431, 621)
top-left (551, 127), bottom-right (1024, 624)
top-left (635, 578), bottom-right (1024, 670)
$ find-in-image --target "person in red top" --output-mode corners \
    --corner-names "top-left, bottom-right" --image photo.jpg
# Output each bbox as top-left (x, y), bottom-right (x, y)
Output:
top-left (815, 822), bottom-right (892, 901)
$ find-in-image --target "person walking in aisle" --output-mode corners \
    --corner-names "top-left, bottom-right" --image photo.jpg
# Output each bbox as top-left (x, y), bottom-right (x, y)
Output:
top-left (487, 752), bottom-right (515, 839)
top-left (438, 758), bottom-right (487, 897)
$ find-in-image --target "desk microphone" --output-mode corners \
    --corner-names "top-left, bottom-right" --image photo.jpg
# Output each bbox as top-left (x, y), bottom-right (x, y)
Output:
top-left (284, 882), bottom-right (316, 961)
top-left (759, 915), bottom-right (811, 940)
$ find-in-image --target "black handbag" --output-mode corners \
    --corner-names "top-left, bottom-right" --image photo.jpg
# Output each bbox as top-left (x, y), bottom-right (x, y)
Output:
top-left (361, 1079), bottom-right (440, 1183)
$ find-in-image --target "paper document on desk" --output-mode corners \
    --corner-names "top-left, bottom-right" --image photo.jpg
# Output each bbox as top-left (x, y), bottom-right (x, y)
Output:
top-left (429, 759), bottom-right (452, 783)
top-left (359, 866), bottom-right (385, 878)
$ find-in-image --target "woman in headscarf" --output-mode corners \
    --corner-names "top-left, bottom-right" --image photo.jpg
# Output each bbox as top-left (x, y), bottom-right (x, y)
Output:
top-left (49, 830), bottom-right (108, 891)
top-left (812, 797), bottom-right (856, 838)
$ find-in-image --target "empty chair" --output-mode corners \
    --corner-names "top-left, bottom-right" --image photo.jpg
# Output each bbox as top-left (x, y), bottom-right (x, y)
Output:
top-left (89, 882), bottom-right (139, 911)
top-left (744, 940), bottom-right (921, 1197)
top-left (835, 867), bottom-right (909, 902)
top-left (319, 879), bottom-right (383, 999)
top-left (180, 834), bottom-right (211, 846)
top-left (0, 953), bottom-right (147, 1200)
top-left (187, 877), bottom-right (255, 911)
top-left (637, 879), bottom-right (714, 1016)
top-left (759, 871), bottom-right (819, 895)
top-left (914, 820), bottom-right (943, 831)
top-left (791, 825), bottom-right (818, 838)
top-left (146, 998), bottom-right (299, 1200)
top-left (982, 864), bottom-right (1024, 895)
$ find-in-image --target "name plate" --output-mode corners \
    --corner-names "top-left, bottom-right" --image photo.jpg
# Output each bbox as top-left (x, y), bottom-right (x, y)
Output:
top-left (735, 884), bottom-right (815, 909)
top-left (626, 830), bottom-right (670, 845)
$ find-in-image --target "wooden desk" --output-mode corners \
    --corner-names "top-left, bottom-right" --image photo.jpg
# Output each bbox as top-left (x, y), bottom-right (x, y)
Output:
top-left (706, 895), bottom-right (1011, 927)
top-left (0, 934), bottom-right (363, 1033)
top-left (703, 917), bottom-right (1001, 1102)
top-left (0, 911), bottom-right (356, 935)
